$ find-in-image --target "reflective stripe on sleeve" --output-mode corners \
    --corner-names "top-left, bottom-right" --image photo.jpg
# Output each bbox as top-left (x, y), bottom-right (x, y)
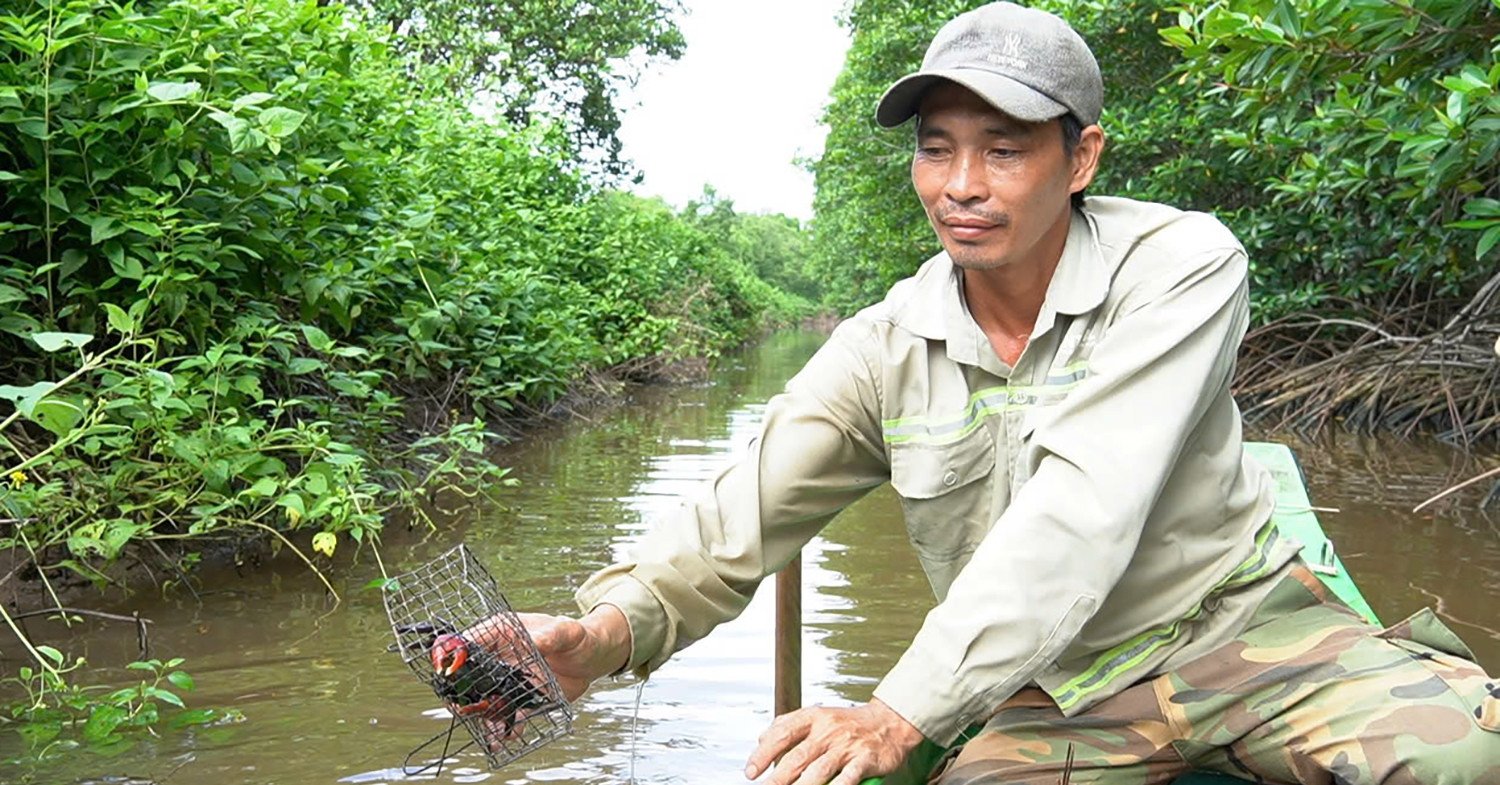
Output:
top-left (1049, 520), bottom-right (1283, 712)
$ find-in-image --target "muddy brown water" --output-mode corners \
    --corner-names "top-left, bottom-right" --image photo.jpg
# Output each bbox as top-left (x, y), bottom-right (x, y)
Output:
top-left (2, 329), bottom-right (1496, 784)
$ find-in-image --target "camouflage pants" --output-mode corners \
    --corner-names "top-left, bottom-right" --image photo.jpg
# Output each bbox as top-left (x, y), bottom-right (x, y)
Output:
top-left (937, 565), bottom-right (1500, 784)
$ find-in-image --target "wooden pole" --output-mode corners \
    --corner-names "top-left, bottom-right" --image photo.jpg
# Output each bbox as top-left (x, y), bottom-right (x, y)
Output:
top-left (774, 554), bottom-right (802, 716)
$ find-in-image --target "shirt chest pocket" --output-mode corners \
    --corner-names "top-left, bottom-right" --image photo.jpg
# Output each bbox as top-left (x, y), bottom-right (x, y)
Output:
top-left (888, 429), bottom-right (997, 558)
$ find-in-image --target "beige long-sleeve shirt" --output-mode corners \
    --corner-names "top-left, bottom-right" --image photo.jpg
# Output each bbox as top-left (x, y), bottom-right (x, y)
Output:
top-left (575, 196), bottom-right (1299, 746)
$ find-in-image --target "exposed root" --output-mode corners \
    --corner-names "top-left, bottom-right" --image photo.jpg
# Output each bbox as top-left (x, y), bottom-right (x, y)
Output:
top-left (1235, 272), bottom-right (1500, 446)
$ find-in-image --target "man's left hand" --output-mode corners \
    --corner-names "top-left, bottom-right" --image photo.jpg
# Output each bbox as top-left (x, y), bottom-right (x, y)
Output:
top-left (744, 699), bottom-right (925, 785)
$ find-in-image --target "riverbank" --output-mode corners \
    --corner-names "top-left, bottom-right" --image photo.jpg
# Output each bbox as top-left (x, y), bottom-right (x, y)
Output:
top-left (0, 0), bottom-right (828, 636)
top-left (0, 325), bottom-right (819, 613)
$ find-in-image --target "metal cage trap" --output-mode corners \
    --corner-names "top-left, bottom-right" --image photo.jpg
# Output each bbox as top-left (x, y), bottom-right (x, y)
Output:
top-left (383, 544), bottom-right (573, 775)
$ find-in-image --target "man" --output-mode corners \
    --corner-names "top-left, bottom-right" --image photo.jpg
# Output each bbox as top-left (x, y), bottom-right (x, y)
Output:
top-left (509, 3), bottom-right (1500, 783)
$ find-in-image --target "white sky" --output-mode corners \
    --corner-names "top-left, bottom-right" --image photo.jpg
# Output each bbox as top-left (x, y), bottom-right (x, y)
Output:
top-left (616, 1), bottom-right (852, 221)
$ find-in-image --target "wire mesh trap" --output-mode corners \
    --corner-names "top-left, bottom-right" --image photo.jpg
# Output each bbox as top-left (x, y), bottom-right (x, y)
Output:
top-left (383, 544), bottom-right (572, 775)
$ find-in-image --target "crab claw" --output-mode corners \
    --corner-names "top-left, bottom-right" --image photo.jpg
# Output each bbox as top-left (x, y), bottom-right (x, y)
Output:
top-left (455, 695), bottom-right (499, 717)
top-left (431, 633), bottom-right (468, 676)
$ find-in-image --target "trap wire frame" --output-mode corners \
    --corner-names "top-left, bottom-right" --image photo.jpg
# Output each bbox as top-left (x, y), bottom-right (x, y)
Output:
top-left (383, 543), bottom-right (573, 773)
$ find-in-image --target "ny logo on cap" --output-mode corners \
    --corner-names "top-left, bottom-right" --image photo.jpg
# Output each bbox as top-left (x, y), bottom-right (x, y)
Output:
top-left (983, 33), bottom-right (1030, 72)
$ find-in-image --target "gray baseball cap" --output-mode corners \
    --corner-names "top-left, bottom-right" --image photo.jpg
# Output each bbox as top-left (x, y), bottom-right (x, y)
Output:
top-left (875, 2), bottom-right (1103, 128)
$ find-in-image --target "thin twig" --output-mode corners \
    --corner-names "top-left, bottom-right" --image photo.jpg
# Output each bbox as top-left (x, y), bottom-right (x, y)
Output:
top-left (7, 606), bottom-right (155, 625)
top-left (1412, 464), bottom-right (1500, 513)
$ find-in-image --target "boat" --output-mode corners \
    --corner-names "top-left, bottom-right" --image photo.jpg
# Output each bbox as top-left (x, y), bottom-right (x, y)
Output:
top-left (847, 442), bottom-right (1380, 785)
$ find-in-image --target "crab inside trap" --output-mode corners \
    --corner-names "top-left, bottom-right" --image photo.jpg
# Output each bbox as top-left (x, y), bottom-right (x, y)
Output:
top-left (383, 543), bottom-right (573, 771)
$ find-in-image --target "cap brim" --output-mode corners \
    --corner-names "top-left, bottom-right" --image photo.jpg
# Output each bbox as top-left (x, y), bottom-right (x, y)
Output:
top-left (875, 68), bottom-right (1068, 128)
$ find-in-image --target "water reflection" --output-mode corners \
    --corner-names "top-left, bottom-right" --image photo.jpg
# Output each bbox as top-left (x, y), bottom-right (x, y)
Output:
top-left (0, 330), bottom-right (1494, 785)
top-left (1253, 429), bottom-right (1500, 649)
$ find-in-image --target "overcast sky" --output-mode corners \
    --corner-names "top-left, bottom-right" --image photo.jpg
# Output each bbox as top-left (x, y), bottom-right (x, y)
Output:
top-left (616, 1), bottom-right (852, 221)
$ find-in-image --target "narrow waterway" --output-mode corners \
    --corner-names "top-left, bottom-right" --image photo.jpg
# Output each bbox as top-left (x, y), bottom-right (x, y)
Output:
top-left (3, 329), bottom-right (1497, 785)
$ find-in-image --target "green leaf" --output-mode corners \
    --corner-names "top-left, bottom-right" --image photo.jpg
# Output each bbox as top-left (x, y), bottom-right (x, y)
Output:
top-left (1463, 198), bottom-right (1500, 217)
top-left (43, 186), bottom-right (67, 212)
top-left (149, 687), bottom-right (185, 708)
top-left (209, 111), bottom-right (258, 154)
top-left (257, 106), bottom-right (306, 138)
top-left (17, 119), bottom-right (49, 140)
top-left (30, 394), bottom-right (85, 437)
top-left (246, 476), bottom-right (278, 497)
top-left (16, 719), bottom-right (62, 747)
top-left (0, 382), bottom-right (58, 417)
top-left (88, 215), bottom-right (128, 245)
top-left (287, 357), bottom-right (324, 374)
top-left (35, 645), bottom-right (64, 666)
top-left (166, 671), bottom-right (195, 691)
top-left (232, 92), bottom-right (275, 110)
top-left (277, 493), bottom-right (306, 524)
top-left (168, 708), bottom-right (218, 729)
top-left (303, 470), bottom-right (329, 496)
top-left (300, 325), bottom-right (334, 353)
top-left (31, 332), bottom-right (93, 352)
top-left (82, 704), bottom-right (127, 743)
top-left (146, 80), bottom-right (201, 102)
top-left (365, 576), bottom-right (400, 592)
top-left (110, 251), bottom-right (145, 280)
top-left (1159, 27), bottom-right (1194, 49)
top-left (1477, 225), bottom-right (1500, 260)
top-left (30, 330), bottom-right (91, 351)
top-left (102, 303), bottom-right (134, 335)
top-left (0, 283), bottom-right (26, 306)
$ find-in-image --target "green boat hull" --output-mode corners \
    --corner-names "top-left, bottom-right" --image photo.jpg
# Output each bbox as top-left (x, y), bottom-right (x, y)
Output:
top-left (860, 442), bottom-right (1376, 785)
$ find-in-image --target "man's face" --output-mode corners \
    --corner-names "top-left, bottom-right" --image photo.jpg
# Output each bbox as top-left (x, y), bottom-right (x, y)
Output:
top-left (911, 83), bottom-right (1097, 271)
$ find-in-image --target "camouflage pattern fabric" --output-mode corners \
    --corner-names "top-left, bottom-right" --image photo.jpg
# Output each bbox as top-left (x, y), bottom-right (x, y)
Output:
top-left (936, 565), bottom-right (1500, 784)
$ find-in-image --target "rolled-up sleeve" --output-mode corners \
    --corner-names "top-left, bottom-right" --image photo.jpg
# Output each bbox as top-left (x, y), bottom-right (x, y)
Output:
top-left (873, 246), bottom-right (1251, 745)
top-left (575, 319), bottom-right (890, 676)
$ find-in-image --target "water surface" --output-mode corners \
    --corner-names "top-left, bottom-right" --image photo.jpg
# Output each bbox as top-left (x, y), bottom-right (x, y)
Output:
top-left (3, 329), bottom-right (1496, 784)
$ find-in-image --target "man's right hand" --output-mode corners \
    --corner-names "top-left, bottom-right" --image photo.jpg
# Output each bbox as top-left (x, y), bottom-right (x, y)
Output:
top-left (512, 604), bottom-right (632, 702)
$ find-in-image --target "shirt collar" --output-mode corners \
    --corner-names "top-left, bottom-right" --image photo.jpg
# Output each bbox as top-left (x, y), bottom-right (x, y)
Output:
top-left (1046, 209), bottom-right (1109, 318)
top-left (892, 210), bottom-right (1108, 366)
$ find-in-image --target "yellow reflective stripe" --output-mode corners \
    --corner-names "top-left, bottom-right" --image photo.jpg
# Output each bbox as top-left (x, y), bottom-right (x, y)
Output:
top-left (1051, 521), bottom-right (1282, 712)
top-left (883, 396), bottom-right (1031, 445)
top-left (881, 375), bottom-right (1087, 446)
top-left (881, 385), bottom-right (1011, 431)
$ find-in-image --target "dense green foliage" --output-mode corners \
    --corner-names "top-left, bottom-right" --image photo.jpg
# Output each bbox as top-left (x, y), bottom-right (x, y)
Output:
top-left (685, 187), bottom-right (822, 301)
top-left (0, 0), bottom-right (808, 584)
top-left (811, 0), bottom-right (1499, 317)
top-left (345, 0), bottom-right (686, 175)
top-left (0, 0), bottom-right (810, 751)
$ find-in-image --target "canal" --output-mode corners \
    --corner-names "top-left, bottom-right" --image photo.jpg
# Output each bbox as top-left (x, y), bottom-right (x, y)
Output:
top-left (3, 329), bottom-right (1497, 784)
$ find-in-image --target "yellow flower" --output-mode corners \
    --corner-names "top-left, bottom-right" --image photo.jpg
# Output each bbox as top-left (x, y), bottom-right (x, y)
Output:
top-left (7, 470), bottom-right (26, 489)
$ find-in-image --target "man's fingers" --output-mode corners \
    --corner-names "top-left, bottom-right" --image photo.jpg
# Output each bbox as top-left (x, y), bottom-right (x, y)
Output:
top-left (764, 739), bottom-right (828, 785)
top-left (746, 713), bottom-right (811, 779)
top-left (531, 615), bottom-right (586, 655)
top-left (462, 612), bottom-right (579, 661)
top-left (461, 613), bottom-right (523, 649)
top-left (826, 757), bottom-right (873, 785)
top-left (788, 752), bottom-right (844, 785)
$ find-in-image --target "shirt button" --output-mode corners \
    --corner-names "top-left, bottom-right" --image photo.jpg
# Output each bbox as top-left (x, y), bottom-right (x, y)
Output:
top-left (942, 470), bottom-right (958, 487)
